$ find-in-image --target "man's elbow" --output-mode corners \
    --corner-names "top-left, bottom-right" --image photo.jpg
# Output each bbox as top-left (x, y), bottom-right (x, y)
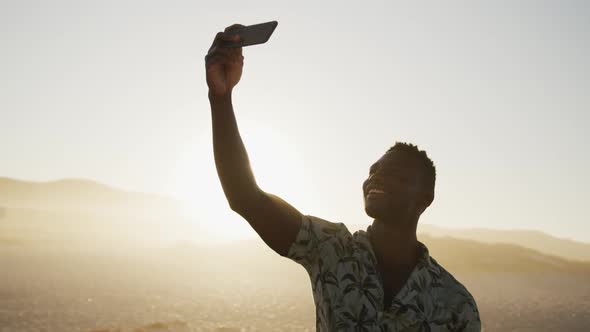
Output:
top-left (227, 188), bottom-right (263, 215)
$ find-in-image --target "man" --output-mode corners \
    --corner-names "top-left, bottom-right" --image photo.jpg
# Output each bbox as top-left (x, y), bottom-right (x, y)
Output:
top-left (205, 24), bottom-right (481, 331)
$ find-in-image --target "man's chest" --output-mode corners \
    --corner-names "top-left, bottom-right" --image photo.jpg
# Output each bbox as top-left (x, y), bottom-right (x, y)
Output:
top-left (314, 251), bottom-right (419, 309)
top-left (310, 257), bottom-right (455, 331)
top-left (381, 265), bottom-right (418, 308)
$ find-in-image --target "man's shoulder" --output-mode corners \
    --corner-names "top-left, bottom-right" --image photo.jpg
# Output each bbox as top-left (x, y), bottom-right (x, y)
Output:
top-left (290, 215), bottom-right (354, 255)
top-left (305, 215), bottom-right (352, 240)
top-left (428, 256), bottom-right (479, 312)
top-left (423, 259), bottom-right (482, 331)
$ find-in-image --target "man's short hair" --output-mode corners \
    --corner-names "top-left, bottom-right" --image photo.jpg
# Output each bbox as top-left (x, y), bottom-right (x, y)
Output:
top-left (387, 142), bottom-right (436, 196)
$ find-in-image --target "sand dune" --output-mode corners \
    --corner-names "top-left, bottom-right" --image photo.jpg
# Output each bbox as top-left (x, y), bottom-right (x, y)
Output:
top-left (1, 177), bottom-right (590, 331)
top-left (1, 241), bottom-right (589, 332)
top-left (419, 224), bottom-right (590, 262)
top-left (2, 176), bottom-right (589, 261)
top-left (0, 177), bottom-right (181, 216)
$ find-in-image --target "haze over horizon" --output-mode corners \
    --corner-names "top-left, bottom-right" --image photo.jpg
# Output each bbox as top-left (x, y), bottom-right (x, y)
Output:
top-left (2, 0), bottom-right (589, 242)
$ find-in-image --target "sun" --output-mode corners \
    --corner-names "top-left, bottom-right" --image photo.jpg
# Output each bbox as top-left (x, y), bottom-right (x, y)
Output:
top-left (166, 120), bottom-right (315, 243)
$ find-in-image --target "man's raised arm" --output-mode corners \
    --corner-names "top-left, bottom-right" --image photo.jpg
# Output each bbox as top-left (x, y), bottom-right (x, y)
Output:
top-left (205, 24), bottom-right (301, 256)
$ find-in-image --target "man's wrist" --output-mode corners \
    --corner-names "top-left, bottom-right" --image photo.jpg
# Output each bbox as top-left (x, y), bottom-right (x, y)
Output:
top-left (208, 90), bottom-right (232, 104)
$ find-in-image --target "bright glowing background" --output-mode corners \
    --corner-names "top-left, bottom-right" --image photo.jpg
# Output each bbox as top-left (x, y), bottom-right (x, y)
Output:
top-left (168, 118), bottom-right (321, 241)
top-left (1, 1), bottom-right (588, 242)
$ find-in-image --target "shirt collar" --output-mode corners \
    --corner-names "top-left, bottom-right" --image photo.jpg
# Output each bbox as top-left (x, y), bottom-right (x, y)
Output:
top-left (358, 224), bottom-right (441, 304)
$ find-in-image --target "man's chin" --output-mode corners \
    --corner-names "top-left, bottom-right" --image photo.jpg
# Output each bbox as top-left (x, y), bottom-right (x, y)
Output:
top-left (364, 204), bottom-right (386, 220)
top-left (364, 203), bottom-right (407, 222)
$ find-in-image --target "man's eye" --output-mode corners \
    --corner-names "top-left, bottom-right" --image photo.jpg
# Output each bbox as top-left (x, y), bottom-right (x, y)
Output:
top-left (386, 174), bottom-right (408, 183)
top-left (399, 176), bottom-right (411, 183)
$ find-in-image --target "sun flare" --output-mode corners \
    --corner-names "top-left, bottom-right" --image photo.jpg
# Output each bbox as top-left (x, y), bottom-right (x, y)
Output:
top-left (167, 121), bottom-right (313, 242)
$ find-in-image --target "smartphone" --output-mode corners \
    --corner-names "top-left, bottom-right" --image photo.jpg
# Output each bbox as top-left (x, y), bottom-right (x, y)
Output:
top-left (221, 21), bottom-right (278, 48)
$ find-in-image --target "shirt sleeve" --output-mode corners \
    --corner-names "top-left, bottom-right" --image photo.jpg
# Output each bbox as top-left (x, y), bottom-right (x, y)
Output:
top-left (459, 300), bottom-right (481, 332)
top-left (285, 214), bottom-right (350, 272)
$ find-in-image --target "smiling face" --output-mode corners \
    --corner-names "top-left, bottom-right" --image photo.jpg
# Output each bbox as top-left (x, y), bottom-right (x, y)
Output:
top-left (362, 150), bottom-right (433, 224)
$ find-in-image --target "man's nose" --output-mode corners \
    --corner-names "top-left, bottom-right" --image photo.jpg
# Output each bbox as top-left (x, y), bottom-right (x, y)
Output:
top-left (364, 174), bottom-right (383, 191)
top-left (367, 173), bottom-right (384, 183)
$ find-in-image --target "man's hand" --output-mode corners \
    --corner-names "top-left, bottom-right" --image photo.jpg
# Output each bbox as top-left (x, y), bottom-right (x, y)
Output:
top-left (205, 24), bottom-right (245, 98)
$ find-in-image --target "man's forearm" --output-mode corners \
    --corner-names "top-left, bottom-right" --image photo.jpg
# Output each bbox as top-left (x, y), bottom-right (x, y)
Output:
top-left (209, 91), bottom-right (260, 211)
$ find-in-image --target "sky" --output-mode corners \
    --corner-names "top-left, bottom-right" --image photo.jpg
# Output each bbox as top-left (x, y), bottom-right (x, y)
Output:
top-left (1, 0), bottom-right (589, 242)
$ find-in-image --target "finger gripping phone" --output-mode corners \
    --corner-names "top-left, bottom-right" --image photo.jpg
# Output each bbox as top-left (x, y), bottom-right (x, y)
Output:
top-left (223, 21), bottom-right (278, 48)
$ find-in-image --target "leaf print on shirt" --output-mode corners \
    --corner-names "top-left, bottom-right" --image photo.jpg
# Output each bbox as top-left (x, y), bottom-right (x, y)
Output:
top-left (285, 215), bottom-right (481, 332)
top-left (341, 271), bottom-right (380, 309)
top-left (339, 304), bottom-right (377, 332)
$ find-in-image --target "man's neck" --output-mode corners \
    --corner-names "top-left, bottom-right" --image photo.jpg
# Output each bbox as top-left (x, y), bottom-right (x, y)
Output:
top-left (369, 217), bottom-right (420, 273)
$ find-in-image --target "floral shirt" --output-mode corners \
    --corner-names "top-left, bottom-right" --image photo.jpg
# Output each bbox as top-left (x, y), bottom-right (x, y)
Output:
top-left (286, 215), bottom-right (481, 331)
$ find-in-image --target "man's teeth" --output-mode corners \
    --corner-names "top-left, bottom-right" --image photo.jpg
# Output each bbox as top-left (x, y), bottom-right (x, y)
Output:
top-left (369, 189), bottom-right (386, 194)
